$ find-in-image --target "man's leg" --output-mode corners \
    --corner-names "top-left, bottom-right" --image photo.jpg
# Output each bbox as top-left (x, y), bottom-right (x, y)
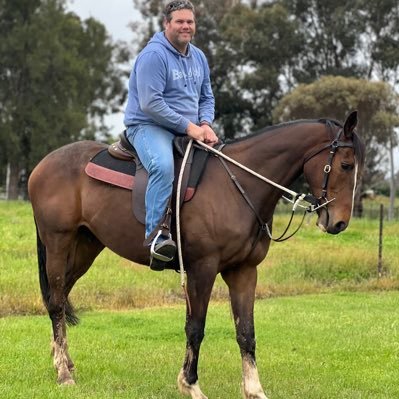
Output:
top-left (126, 125), bottom-right (176, 268)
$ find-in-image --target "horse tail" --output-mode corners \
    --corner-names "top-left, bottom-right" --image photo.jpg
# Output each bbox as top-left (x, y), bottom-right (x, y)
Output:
top-left (36, 222), bottom-right (50, 311)
top-left (35, 221), bottom-right (79, 326)
top-left (64, 302), bottom-right (79, 326)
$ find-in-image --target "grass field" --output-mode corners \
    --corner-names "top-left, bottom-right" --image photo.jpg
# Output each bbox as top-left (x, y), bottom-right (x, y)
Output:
top-left (1, 293), bottom-right (398, 399)
top-left (0, 200), bottom-right (398, 316)
top-left (0, 201), bottom-right (398, 398)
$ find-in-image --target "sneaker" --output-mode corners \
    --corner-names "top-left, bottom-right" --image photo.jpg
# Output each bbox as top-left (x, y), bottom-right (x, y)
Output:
top-left (149, 233), bottom-right (176, 271)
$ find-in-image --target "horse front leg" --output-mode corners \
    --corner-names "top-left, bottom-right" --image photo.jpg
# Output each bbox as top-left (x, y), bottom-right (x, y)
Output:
top-left (178, 268), bottom-right (217, 399)
top-left (222, 266), bottom-right (268, 399)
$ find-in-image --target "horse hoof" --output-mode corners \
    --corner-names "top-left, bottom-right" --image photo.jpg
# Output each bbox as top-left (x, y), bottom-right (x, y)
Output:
top-left (177, 369), bottom-right (208, 399)
top-left (241, 383), bottom-right (268, 399)
top-left (242, 389), bottom-right (268, 399)
top-left (58, 375), bottom-right (75, 385)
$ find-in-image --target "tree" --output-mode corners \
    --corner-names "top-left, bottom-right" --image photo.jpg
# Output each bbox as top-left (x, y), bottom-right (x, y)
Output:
top-left (282, 0), bottom-right (365, 82)
top-left (217, 3), bottom-right (304, 135)
top-left (0, 0), bottom-right (129, 199)
top-left (356, 0), bottom-right (399, 219)
top-left (272, 75), bottom-right (399, 215)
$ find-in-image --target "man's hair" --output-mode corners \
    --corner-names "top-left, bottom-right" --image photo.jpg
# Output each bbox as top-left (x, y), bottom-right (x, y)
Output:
top-left (163, 1), bottom-right (195, 22)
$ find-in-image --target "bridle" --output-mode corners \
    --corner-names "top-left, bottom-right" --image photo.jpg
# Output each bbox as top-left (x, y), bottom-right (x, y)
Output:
top-left (301, 123), bottom-right (355, 213)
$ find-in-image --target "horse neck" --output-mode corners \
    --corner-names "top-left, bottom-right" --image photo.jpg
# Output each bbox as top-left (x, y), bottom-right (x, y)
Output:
top-left (225, 122), bottom-right (328, 202)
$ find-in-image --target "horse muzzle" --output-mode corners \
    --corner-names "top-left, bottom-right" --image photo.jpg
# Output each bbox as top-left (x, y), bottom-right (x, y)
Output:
top-left (316, 207), bottom-right (348, 234)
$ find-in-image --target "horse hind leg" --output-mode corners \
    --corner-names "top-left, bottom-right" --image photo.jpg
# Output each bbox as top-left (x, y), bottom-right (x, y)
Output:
top-left (41, 232), bottom-right (76, 385)
top-left (57, 227), bottom-right (104, 381)
top-left (40, 227), bottom-right (104, 385)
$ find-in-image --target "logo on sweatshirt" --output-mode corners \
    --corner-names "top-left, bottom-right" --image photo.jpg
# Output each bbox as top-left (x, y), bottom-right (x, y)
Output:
top-left (172, 67), bottom-right (201, 81)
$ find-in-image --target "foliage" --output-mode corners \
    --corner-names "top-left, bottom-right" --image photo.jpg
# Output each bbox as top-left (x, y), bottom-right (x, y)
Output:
top-left (1, 293), bottom-right (399, 398)
top-left (0, 0), bottom-right (129, 198)
top-left (217, 3), bottom-right (303, 135)
top-left (356, 0), bottom-right (399, 81)
top-left (282, 0), bottom-right (365, 81)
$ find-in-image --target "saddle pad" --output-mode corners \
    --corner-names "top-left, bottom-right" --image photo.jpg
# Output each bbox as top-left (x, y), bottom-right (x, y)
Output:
top-left (85, 149), bottom-right (135, 190)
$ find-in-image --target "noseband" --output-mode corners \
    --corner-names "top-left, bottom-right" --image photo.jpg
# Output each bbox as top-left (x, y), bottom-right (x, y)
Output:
top-left (303, 125), bottom-right (355, 212)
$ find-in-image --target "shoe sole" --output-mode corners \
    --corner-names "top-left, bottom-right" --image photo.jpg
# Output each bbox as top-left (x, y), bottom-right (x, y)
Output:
top-left (150, 241), bottom-right (176, 271)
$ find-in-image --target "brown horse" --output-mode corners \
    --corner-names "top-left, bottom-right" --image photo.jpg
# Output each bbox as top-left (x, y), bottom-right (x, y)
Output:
top-left (28, 111), bottom-right (364, 399)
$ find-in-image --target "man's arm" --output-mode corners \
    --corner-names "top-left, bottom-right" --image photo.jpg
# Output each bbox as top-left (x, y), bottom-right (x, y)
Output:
top-left (136, 51), bottom-right (191, 134)
top-left (198, 54), bottom-right (215, 127)
top-left (197, 54), bottom-right (217, 145)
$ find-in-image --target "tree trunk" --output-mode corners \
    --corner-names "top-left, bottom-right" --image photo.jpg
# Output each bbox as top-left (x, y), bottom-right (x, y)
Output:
top-left (353, 180), bottom-right (363, 218)
top-left (6, 162), bottom-right (20, 200)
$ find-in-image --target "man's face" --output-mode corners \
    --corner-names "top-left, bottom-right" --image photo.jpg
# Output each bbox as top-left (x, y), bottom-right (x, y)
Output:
top-left (164, 9), bottom-right (196, 50)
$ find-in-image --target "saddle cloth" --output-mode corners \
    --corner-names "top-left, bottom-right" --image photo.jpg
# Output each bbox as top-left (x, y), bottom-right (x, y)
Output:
top-left (85, 136), bottom-right (210, 224)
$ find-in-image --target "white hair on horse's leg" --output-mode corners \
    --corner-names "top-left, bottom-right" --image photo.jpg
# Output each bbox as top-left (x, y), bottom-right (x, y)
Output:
top-left (242, 356), bottom-right (268, 399)
top-left (177, 368), bottom-right (208, 399)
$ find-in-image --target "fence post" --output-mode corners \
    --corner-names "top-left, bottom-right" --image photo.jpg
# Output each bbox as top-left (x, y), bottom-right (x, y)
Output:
top-left (377, 204), bottom-right (383, 278)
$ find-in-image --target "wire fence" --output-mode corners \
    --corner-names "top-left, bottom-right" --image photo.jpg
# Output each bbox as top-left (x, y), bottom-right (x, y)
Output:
top-left (360, 205), bottom-right (399, 221)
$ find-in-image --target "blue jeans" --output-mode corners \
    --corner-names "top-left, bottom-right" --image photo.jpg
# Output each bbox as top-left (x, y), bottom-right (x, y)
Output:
top-left (126, 124), bottom-right (175, 238)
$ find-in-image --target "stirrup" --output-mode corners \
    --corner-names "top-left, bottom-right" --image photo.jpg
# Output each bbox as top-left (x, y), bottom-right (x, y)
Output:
top-left (150, 230), bottom-right (176, 262)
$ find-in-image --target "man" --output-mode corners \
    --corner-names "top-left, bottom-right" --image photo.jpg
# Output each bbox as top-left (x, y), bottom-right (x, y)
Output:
top-left (124, 0), bottom-right (218, 269)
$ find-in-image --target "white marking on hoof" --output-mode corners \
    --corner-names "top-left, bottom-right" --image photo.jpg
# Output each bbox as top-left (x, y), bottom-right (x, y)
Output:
top-left (53, 339), bottom-right (75, 385)
top-left (59, 378), bottom-right (75, 386)
top-left (242, 357), bottom-right (268, 399)
top-left (177, 369), bottom-right (208, 399)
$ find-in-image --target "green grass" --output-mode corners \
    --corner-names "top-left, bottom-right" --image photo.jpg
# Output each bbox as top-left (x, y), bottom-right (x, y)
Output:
top-left (0, 200), bottom-right (398, 316)
top-left (1, 201), bottom-right (398, 398)
top-left (0, 293), bottom-right (398, 399)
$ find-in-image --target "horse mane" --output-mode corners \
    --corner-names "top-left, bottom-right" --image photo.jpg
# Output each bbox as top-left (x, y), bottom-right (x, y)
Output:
top-left (226, 118), bottom-right (342, 144)
top-left (225, 118), bottom-right (365, 168)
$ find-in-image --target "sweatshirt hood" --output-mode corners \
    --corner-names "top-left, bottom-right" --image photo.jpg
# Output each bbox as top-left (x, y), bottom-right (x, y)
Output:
top-left (149, 31), bottom-right (192, 57)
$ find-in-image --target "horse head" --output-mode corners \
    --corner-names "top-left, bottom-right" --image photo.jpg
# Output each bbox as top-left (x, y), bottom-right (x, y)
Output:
top-left (303, 111), bottom-right (365, 234)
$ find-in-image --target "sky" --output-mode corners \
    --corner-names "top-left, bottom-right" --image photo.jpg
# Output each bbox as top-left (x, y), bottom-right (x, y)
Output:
top-left (66, 0), bottom-right (140, 136)
top-left (66, 0), bottom-right (139, 42)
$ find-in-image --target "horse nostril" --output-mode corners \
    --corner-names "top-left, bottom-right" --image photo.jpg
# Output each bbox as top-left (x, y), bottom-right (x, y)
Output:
top-left (335, 221), bottom-right (347, 232)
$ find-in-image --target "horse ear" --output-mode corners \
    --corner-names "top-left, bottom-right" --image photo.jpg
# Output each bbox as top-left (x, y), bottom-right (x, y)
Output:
top-left (343, 110), bottom-right (357, 138)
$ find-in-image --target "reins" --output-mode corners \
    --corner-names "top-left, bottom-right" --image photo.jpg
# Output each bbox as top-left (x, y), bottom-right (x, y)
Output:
top-left (217, 155), bottom-right (309, 243)
top-left (194, 139), bottom-right (324, 242)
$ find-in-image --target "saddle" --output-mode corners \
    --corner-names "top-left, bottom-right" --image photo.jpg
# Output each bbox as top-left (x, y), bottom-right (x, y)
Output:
top-left (85, 131), bottom-right (212, 225)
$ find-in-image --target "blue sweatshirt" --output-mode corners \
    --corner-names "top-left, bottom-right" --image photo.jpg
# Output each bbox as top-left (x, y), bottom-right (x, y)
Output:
top-left (123, 32), bottom-right (215, 134)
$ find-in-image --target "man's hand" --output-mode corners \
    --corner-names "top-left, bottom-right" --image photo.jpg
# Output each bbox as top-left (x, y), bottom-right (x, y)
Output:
top-left (186, 122), bottom-right (218, 146)
top-left (201, 124), bottom-right (218, 146)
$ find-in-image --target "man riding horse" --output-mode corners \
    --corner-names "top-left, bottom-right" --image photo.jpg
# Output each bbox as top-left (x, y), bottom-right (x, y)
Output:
top-left (123, 0), bottom-right (218, 270)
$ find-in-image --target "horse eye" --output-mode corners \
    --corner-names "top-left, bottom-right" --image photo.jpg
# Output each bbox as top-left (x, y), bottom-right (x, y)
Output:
top-left (341, 162), bottom-right (354, 171)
